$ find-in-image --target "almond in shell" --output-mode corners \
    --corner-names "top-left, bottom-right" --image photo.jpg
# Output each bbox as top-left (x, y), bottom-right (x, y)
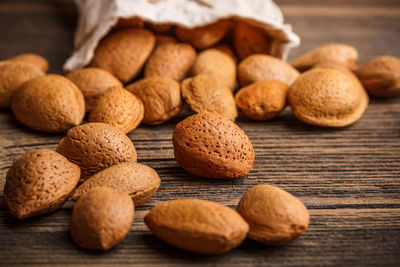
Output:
top-left (8, 53), bottom-right (49, 72)
top-left (234, 21), bottom-right (271, 60)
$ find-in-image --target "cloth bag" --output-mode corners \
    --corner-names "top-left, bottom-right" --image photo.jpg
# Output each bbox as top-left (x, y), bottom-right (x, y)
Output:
top-left (64, 0), bottom-right (300, 72)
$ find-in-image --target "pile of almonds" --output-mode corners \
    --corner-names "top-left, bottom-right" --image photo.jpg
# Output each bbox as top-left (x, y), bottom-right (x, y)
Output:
top-left (1, 18), bottom-right (399, 254)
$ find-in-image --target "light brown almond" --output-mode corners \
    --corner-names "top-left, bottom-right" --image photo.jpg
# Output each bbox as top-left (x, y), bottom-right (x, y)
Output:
top-left (237, 184), bottom-right (309, 245)
top-left (4, 149), bottom-right (80, 220)
top-left (144, 199), bottom-right (249, 254)
top-left (72, 162), bottom-right (161, 206)
top-left (8, 53), bottom-right (49, 72)
top-left (233, 21), bottom-right (270, 60)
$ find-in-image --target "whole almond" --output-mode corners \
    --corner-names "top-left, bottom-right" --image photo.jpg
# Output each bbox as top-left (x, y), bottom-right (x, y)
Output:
top-left (70, 187), bottom-right (134, 250)
top-left (173, 113), bottom-right (254, 179)
top-left (356, 55), bottom-right (400, 97)
top-left (175, 20), bottom-right (232, 49)
top-left (56, 122), bottom-right (137, 181)
top-left (147, 23), bottom-right (172, 34)
top-left (191, 49), bottom-right (236, 91)
top-left (113, 17), bottom-right (144, 30)
top-left (8, 53), bottom-right (49, 72)
top-left (213, 43), bottom-right (237, 62)
top-left (0, 60), bottom-right (44, 109)
top-left (312, 60), bottom-right (357, 76)
top-left (155, 35), bottom-right (177, 47)
top-left (238, 54), bottom-right (300, 87)
top-left (144, 43), bottom-right (196, 81)
top-left (91, 28), bottom-right (155, 82)
top-left (144, 199), bottom-right (249, 254)
top-left (12, 74), bottom-right (85, 132)
top-left (126, 76), bottom-right (182, 125)
top-left (4, 149), bottom-right (80, 220)
top-left (88, 86), bottom-right (144, 133)
top-left (234, 21), bottom-right (271, 60)
top-left (291, 43), bottom-right (358, 72)
top-left (237, 184), bottom-right (309, 245)
top-left (72, 163), bottom-right (161, 206)
top-left (235, 79), bottom-right (289, 120)
top-left (181, 75), bottom-right (238, 121)
top-left (288, 68), bottom-right (369, 127)
top-left (66, 67), bottom-right (122, 112)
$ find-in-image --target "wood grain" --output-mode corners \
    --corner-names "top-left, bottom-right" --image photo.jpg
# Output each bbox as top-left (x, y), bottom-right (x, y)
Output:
top-left (0, 0), bottom-right (400, 266)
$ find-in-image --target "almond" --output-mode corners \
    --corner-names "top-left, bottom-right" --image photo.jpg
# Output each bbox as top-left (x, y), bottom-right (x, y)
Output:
top-left (237, 184), bottom-right (309, 245)
top-left (11, 74), bottom-right (85, 132)
top-left (238, 54), bottom-right (300, 87)
top-left (88, 86), bottom-right (144, 133)
top-left (8, 53), bottom-right (49, 72)
top-left (235, 79), bottom-right (289, 120)
top-left (288, 68), bottom-right (369, 127)
top-left (175, 20), bottom-right (232, 49)
top-left (70, 187), bottom-right (134, 250)
top-left (91, 28), bottom-right (155, 82)
top-left (144, 43), bottom-right (196, 81)
top-left (56, 122), bottom-right (137, 181)
top-left (173, 113), bottom-right (254, 179)
top-left (147, 23), bottom-right (172, 34)
top-left (291, 43), bottom-right (358, 72)
top-left (126, 76), bottom-right (182, 125)
top-left (181, 75), bottom-right (237, 121)
top-left (155, 35), bottom-right (177, 47)
top-left (144, 199), bottom-right (249, 254)
top-left (356, 55), bottom-right (400, 97)
top-left (72, 163), bottom-right (161, 206)
top-left (213, 43), bottom-right (237, 62)
top-left (191, 49), bottom-right (236, 91)
top-left (4, 149), bottom-right (80, 220)
top-left (0, 60), bottom-right (44, 109)
top-left (234, 21), bottom-right (271, 60)
top-left (66, 67), bottom-right (122, 112)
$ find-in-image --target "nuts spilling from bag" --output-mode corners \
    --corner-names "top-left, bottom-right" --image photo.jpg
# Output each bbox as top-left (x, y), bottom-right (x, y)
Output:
top-left (1, 17), bottom-right (399, 254)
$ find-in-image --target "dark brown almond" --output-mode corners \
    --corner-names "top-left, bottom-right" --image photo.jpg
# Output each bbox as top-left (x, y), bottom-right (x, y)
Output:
top-left (233, 21), bottom-right (270, 60)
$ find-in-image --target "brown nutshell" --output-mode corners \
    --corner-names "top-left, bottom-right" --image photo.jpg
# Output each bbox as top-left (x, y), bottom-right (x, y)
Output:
top-left (91, 28), bottom-right (155, 82)
top-left (235, 79), bottom-right (289, 121)
top-left (0, 60), bottom-right (44, 109)
top-left (56, 122), bottom-right (137, 181)
top-left (181, 75), bottom-right (238, 121)
top-left (237, 184), bottom-right (310, 246)
top-left (234, 21), bottom-right (271, 60)
top-left (70, 187), bottom-right (134, 250)
top-left (8, 53), bottom-right (49, 72)
top-left (72, 162), bottom-right (161, 206)
top-left (238, 54), bottom-right (300, 87)
top-left (11, 74), bottom-right (85, 132)
top-left (173, 113), bottom-right (254, 179)
top-left (144, 43), bottom-right (197, 81)
top-left (126, 76), bottom-right (182, 125)
top-left (66, 67), bottom-right (122, 112)
top-left (144, 199), bottom-right (249, 254)
top-left (88, 86), bottom-right (144, 133)
top-left (4, 149), bottom-right (80, 220)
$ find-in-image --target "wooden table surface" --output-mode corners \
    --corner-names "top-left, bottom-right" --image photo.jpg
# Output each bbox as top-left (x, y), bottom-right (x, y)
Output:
top-left (1, 0), bottom-right (399, 266)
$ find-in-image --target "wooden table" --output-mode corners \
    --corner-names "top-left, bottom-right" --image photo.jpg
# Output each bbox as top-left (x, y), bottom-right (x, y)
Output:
top-left (1, 0), bottom-right (399, 265)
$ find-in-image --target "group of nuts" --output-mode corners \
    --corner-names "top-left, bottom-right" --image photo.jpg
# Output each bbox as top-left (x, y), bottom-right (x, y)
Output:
top-left (1, 18), bottom-right (399, 254)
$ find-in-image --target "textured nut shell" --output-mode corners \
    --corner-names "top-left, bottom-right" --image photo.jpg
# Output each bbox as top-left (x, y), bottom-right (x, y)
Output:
top-left (72, 163), bottom-right (161, 206)
top-left (56, 123), bottom-right (137, 181)
top-left (0, 61), bottom-right (44, 109)
top-left (356, 55), bottom-right (400, 97)
top-left (113, 17), bottom-right (144, 29)
top-left (213, 44), bottom-right (237, 62)
top-left (70, 187), bottom-right (134, 250)
top-left (288, 68), bottom-right (369, 127)
top-left (181, 75), bottom-right (237, 121)
top-left (233, 21), bottom-right (271, 60)
top-left (126, 77), bottom-right (182, 125)
top-left (312, 61), bottom-right (357, 76)
top-left (66, 67), bottom-right (122, 112)
top-left (147, 23), bottom-right (172, 34)
top-left (144, 199), bottom-right (249, 254)
top-left (191, 49), bottom-right (236, 91)
top-left (9, 53), bottom-right (49, 72)
top-left (88, 86), bottom-right (144, 133)
top-left (237, 184), bottom-right (309, 245)
top-left (175, 20), bottom-right (231, 49)
top-left (173, 113), bottom-right (254, 179)
top-left (155, 35), bottom-right (177, 47)
top-left (91, 28), bottom-right (155, 82)
top-left (238, 54), bottom-right (300, 87)
top-left (291, 43), bottom-right (359, 72)
top-left (235, 80), bottom-right (289, 120)
top-left (144, 43), bottom-right (196, 81)
top-left (4, 149), bottom-right (80, 220)
top-left (12, 74), bottom-right (85, 132)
